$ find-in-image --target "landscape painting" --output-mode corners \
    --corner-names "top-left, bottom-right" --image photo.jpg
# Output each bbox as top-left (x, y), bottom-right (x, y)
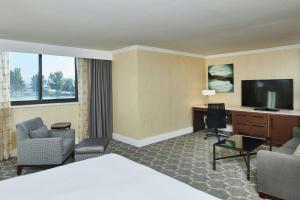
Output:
top-left (208, 64), bottom-right (234, 93)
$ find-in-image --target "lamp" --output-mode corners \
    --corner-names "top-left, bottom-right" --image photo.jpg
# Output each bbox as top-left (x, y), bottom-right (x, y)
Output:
top-left (202, 90), bottom-right (215, 105)
top-left (202, 90), bottom-right (216, 96)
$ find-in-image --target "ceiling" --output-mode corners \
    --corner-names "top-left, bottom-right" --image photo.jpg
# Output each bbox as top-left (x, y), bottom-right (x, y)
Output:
top-left (1, 0), bottom-right (300, 55)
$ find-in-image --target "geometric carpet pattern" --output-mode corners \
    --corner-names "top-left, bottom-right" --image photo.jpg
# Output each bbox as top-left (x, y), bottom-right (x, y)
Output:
top-left (0, 131), bottom-right (267, 200)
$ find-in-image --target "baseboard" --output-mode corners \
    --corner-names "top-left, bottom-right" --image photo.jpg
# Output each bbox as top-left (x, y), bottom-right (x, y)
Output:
top-left (113, 127), bottom-right (193, 147)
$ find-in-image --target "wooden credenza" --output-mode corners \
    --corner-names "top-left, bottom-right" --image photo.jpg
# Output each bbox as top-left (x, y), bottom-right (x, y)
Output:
top-left (193, 105), bottom-right (300, 146)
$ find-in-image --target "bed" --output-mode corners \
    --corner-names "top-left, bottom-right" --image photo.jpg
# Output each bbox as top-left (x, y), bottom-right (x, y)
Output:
top-left (0, 154), bottom-right (219, 200)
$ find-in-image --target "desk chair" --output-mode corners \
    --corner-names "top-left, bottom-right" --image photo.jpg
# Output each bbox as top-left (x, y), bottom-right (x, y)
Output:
top-left (204, 103), bottom-right (228, 141)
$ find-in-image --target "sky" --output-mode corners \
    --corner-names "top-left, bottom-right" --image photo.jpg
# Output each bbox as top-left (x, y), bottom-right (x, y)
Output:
top-left (9, 52), bottom-right (75, 84)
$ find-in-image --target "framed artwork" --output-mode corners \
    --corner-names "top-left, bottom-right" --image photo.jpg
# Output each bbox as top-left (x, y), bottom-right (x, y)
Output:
top-left (208, 64), bottom-right (234, 93)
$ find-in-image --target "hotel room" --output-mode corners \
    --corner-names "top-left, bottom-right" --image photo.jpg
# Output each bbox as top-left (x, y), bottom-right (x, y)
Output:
top-left (0, 1), bottom-right (300, 200)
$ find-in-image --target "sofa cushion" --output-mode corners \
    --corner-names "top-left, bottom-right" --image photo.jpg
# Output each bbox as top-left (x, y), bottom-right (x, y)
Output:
top-left (275, 146), bottom-right (295, 155)
top-left (29, 126), bottom-right (50, 138)
top-left (294, 144), bottom-right (300, 156)
top-left (282, 138), bottom-right (300, 149)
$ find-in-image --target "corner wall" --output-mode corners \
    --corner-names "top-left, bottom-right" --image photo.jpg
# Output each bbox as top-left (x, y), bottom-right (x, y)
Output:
top-left (112, 50), bottom-right (206, 142)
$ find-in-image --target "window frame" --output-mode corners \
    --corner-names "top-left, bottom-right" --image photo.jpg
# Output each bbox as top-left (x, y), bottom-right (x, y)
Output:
top-left (10, 54), bottom-right (78, 106)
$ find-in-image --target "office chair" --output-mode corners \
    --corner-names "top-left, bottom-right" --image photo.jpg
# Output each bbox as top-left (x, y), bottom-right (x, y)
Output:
top-left (204, 103), bottom-right (228, 141)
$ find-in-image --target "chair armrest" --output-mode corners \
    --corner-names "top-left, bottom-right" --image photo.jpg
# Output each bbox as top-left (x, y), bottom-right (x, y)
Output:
top-left (257, 150), bottom-right (300, 199)
top-left (17, 137), bottom-right (63, 165)
top-left (292, 127), bottom-right (300, 138)
top-left (50, 129), bottom-right (75, 140)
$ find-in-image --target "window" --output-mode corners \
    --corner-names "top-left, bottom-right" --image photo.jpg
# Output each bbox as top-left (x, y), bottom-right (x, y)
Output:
top-left (9, 52), bottom-right (39, 101)
top-left (9, 52), bottom-right (78, 105)
top-left (42, 55), bottom-right (76, 100)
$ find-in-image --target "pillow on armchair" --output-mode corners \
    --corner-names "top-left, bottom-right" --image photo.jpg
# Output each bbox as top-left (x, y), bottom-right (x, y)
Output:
top-left (29, 126), bottom-right (50, 138)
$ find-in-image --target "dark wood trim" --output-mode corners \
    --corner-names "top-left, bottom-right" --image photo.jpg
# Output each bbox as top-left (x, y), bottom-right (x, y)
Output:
top-left (259, 192), bottom-right (282, 200)
top-left (17, 151), bottom-right (74, 175)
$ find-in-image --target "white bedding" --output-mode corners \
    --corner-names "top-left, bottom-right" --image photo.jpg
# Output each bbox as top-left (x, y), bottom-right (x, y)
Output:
top-left (0, 154), bottom-right (219, 200)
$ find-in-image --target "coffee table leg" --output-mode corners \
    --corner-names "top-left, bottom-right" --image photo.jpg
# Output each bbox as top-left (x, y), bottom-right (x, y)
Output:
top-left (247, 152), bottom-right (250, 181)
top-left (269, 137), bottom-right (272, 151)
top-left (213, 144), bottom-right (216, 170)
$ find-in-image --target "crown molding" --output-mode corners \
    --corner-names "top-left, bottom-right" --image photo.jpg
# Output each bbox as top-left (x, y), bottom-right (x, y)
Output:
top-left (206, 43), bottom-right (300, 59)
top-left (0, 39), bottom-right (112, 60)
top-left (111, 45), bottom-right (205, 58)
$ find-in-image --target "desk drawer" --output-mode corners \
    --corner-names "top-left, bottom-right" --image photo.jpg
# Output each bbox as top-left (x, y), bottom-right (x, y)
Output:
top-left (250, 113), bottom-right (268, 124)
top-left (234, 121), bottom-right (250, 133)
top-left (232, 111), bottom-right (249, 122)
top-left (250, 123), bottom-right (268, 136)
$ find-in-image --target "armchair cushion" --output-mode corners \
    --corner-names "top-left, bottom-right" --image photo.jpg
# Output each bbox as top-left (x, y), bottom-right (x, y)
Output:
top-left (29, 126), bottom-right (50, 138)
top-left (293, 127), bottom-right (300, 138)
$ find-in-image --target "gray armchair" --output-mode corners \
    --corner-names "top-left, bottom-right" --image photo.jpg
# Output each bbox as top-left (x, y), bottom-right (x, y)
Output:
top-left (16, 117), bottom-right (75, 175)
top-left (257, 127), bottom-right (300, 200)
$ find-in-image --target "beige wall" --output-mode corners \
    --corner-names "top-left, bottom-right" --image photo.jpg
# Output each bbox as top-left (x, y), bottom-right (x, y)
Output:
top-left (112, 50), bottom-right (206, 139)
top-left (137, 51), bottom-right (206, 138)
top-left (206, 48), bottom-right (300, 109)
top-left (11, 103), bottom-right (79, 149)
top-left (112, 50), bottom-right (140, 138)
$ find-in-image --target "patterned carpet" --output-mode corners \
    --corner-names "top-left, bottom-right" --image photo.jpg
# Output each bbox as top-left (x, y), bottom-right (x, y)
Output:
top-left (0, 131), bottom-right (267, 200)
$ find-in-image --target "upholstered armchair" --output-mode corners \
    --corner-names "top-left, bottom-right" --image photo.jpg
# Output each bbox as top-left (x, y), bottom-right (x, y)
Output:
top-left (16, 117), bottom-right (75, 175)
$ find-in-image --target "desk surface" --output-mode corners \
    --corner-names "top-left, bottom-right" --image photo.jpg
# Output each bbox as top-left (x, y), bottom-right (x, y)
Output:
top-left (193, 105), bottom-right (300, 116)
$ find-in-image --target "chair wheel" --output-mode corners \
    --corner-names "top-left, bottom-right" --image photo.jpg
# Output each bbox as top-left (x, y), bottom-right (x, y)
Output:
top-left (204, 137), bottom-right (207, 139)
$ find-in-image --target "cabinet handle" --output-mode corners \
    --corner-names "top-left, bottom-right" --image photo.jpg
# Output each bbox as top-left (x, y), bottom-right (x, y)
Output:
top-left (252, 124), bottom-right (264, 128)
top-left (252, 116), bottom-right (263, 118)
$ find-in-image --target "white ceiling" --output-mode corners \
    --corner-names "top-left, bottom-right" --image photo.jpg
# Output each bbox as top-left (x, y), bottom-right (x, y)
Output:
top-left (1, 0), bottom-right (300, 55)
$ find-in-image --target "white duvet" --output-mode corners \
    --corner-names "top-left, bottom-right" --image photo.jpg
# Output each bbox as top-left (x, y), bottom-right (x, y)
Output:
top-left (0, 154), bottom-right (219, 200)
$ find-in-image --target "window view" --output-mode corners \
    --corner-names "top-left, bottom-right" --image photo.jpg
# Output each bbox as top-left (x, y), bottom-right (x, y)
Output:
top-left (9, 52), bottom-right (77, 105)
top-left (9, 52), bottom-right (39, 101)
top-left (42, 55), bottom-right (76, 100)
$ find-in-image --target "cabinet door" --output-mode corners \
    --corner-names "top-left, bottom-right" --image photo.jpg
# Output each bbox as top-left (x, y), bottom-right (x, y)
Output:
top-left (269, 114), bottom-right (298, 146)
top-left (232, 111), bottom-right (250, 134)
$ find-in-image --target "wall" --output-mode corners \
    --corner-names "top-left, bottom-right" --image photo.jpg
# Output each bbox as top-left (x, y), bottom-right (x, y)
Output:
top-left (137, 50), bottom-right (206, 138)
top-left (206, 48), bottom-right (300, 109)
top-left (112, 50), bottom-right (206, 141)
top-left (11, 103), bottom-right (79, 149)
top-left (112, 50), bottom-right (140, 138)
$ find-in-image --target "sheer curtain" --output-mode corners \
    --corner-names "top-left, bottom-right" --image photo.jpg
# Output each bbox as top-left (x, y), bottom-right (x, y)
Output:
top-left (0, 52), bottom-right (12, 161)
top-left (76, 58), bottom-right (90, 142)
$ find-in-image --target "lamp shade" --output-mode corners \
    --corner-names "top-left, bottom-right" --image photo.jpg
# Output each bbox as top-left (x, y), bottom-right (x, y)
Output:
top-left (202, 90), bottom-right (216, 96)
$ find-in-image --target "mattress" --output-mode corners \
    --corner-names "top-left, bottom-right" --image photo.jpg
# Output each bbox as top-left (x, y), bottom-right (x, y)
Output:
top-left (0, 153), bottom-right (220, 200)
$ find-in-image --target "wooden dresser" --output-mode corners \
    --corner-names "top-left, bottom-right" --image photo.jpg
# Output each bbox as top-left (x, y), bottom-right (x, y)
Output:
top-left (193, 105), bottom-right (300, 146)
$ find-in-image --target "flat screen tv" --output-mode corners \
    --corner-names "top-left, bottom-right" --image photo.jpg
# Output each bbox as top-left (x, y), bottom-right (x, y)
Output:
top-left (242, 79), bottom-right (293, 110)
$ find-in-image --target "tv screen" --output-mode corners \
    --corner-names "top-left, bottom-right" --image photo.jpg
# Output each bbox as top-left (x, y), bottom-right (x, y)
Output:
top-left (242, 79), bottom-right (293, 110)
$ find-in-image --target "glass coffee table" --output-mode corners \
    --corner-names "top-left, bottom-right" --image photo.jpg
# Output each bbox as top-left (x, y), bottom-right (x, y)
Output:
top-left (213, 134), bottom-right (272, 180)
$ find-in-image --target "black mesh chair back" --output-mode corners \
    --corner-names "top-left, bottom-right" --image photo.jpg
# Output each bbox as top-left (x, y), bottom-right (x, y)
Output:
top-left (206, 103), bottom-right (226, 129)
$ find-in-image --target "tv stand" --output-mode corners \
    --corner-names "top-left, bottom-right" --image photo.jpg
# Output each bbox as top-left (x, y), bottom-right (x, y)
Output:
top-left (193, 105), bottom-right (300, 146)
top-left (254, 108), bottom-right (280, 112)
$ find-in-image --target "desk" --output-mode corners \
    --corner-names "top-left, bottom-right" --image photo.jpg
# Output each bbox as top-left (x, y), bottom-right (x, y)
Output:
top-left (193, 105), bottom-right (300, 146)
